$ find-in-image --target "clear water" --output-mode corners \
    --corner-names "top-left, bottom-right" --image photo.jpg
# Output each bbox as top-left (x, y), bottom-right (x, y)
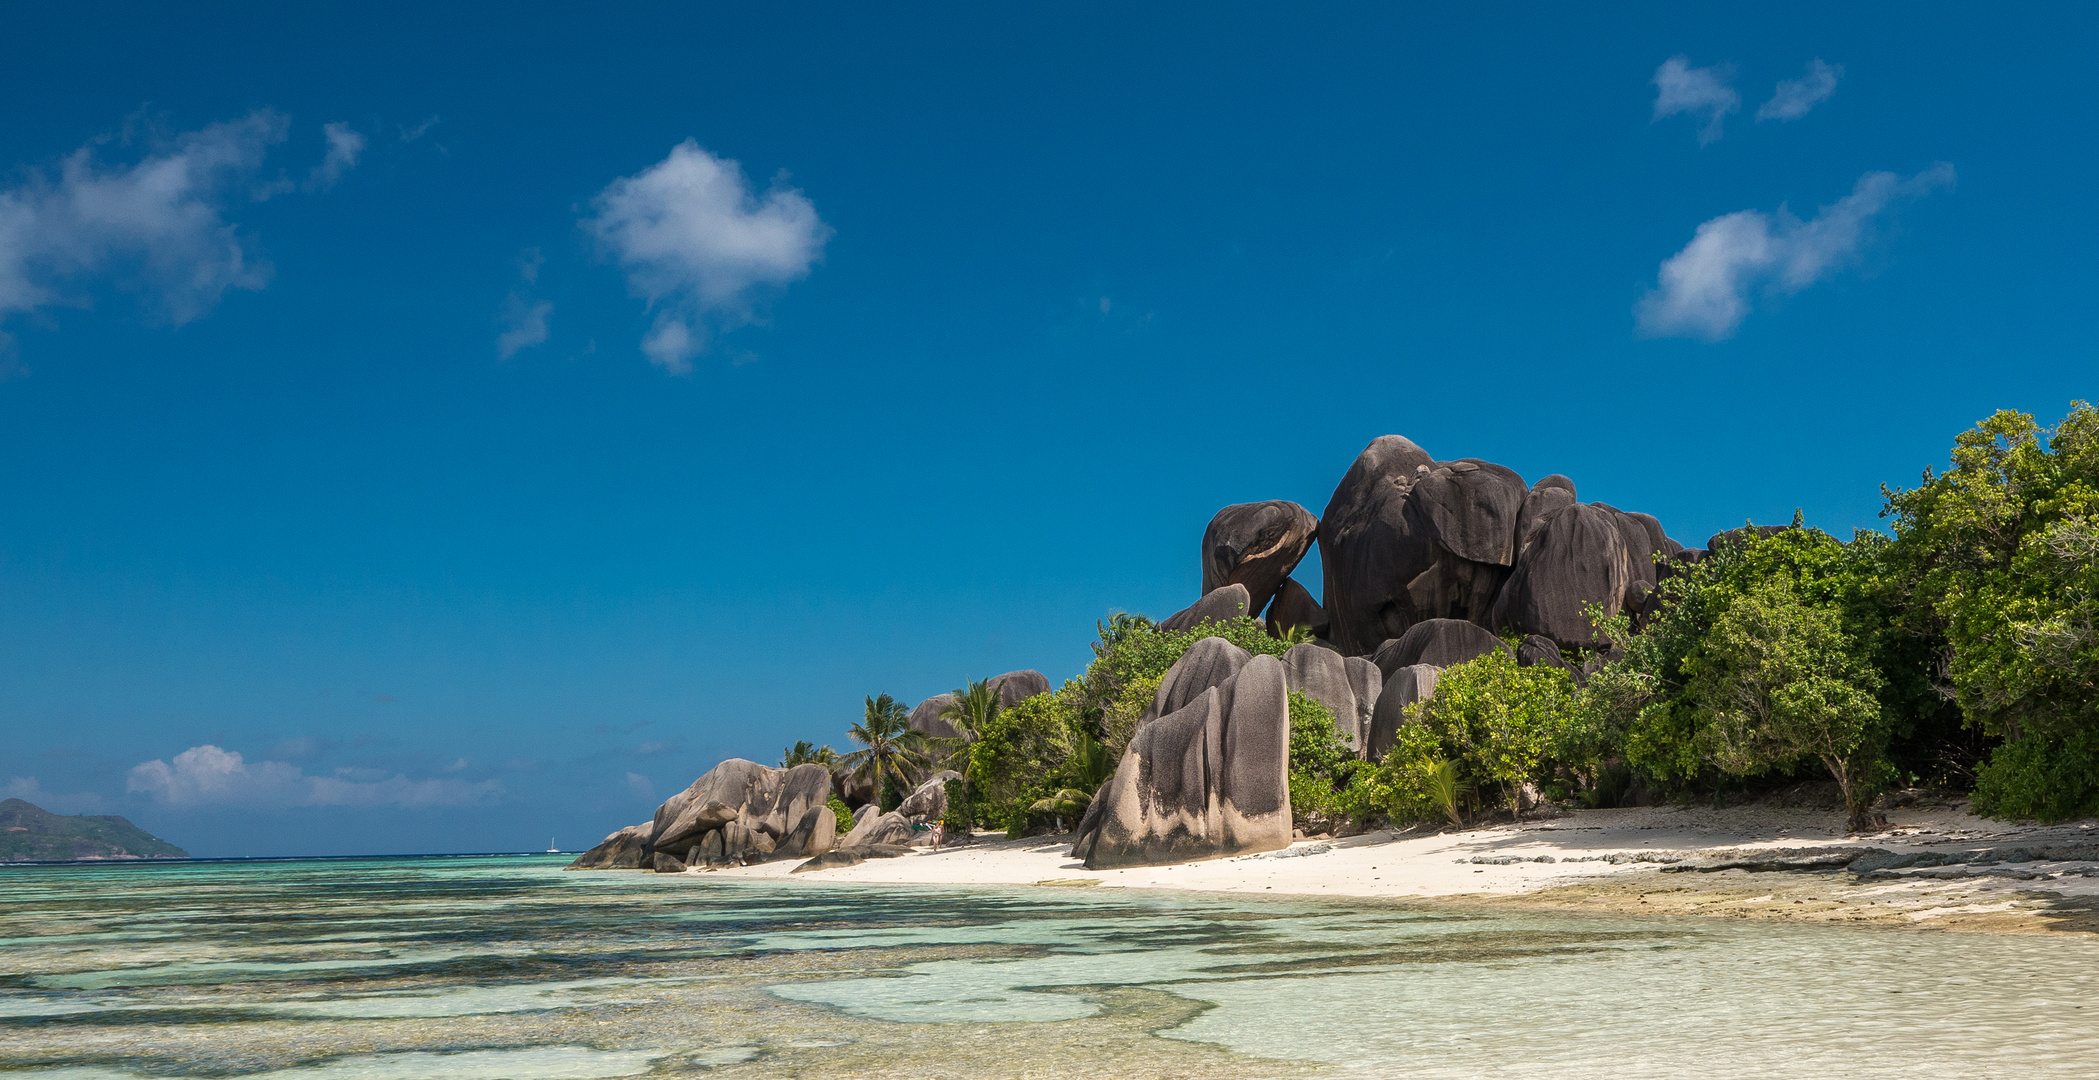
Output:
top-left (2, 856), bottom-right (2094, 1079)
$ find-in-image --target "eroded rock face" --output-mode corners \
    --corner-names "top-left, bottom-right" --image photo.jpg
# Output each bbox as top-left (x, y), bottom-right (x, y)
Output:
top-left (1407, 460), bottom-right (1528, 567)
top-left (1367, 664), bottom-right (1441, 760)
top-left (1200, 501), bottom-right (1319, 616)
top-left (566, 823), bottom-right (654, 870)
top-left (1369, 618), bottom-right (1508, 679)
top-left (1517, 475), bottom-right (1578, 551)
top-left (1489, 503), bottom-right (1629, 651)
top-left (1279, 641), bottom-right (1381, 754)
top-left (908, 693), bottom-right (960, 740)
top-left (909, 670), bottom-right (1052, 741)
top-left (646, 759), bottom-right (836, 870)
top-left (1320, 436), bottom-right (1439, 656)
top-left (1075, 650), bottom-right (1291, 869)
top-left (1263, 577), bottom-right (1328, 639)
top-left (1159, 583), bottom-right (1252, 632)
top-left (839, 771), bottom-right (959, 848)
top-left (1147, 637), bottom-right (1253, 724)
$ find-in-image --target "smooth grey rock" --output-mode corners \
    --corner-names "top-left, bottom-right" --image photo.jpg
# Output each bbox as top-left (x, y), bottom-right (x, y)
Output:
top-left (1488, 503), bottom-right (1630, 650)
top-left (1281, 640), bottom-right (1373, 752)
top-left (779, 804), bottom-right (837, 860)
top-left (1075, 654), bottom-right (1293, 869)
top-left (1625, 512), bottom-right (1678, 558)
top-left (1369, 618), bottom-right (1508, 679)
top-left (1601, 505), bottom-right (1662, 604)
top-left (831, 765), bottom-right (872, 808)
top-left (1159, 583), bottom-right (1253, 633)
top-left (1367, 664), bottom-right (1441, 760)
top-left (652, 850), bottom-right (688, 873)
top-left (1342, 657), bottom-right (1383, 759)
top-left (1147, 637), bottom-right (1253, 725)
top-left (1320, 436), bottom-right (1440, 656)
top-left (908, 693), bottom-right (961, 740)
top-left (648, 759), bottom-right (835, 867)
top-left (1200, 501), bottom-right (1319, 616)
top-left (1516, 475), bottom-right (1578, 551)
top-left (840, 771), bottom-right (960, 849)
top-left (1405, 459), bottom-right (1528, 567)
top-left (990, 669), bottom-right (1051, 708)
top-left (1515, 634), bottom-right (1573, 673)
top-left (1263, 576), bottom-right (1328, 639)
top-left (566, 823), bottom-right (654, 870)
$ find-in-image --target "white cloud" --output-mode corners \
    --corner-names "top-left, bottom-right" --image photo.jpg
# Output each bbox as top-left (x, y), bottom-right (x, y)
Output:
top-left (496, 294), bottom-right (551, 358)
top-left (1652, 56), bottom-right (1739, 145)
top-left (126, 745), bottom-right (502, 809)
top-left (306, 122), bottom-right (365, 191)
top-left (0, 111), bottom-right (289, 330)
top-left (399, 115), bottom-right (441, 143)
top-left (625, 772), bottom-right (656, 802)
top-left (1758, 59), bottom-right (1843, 122)
top-left (1636, 164), bottom-right (1956, 341)
top-left (583, 140), bottom-right (832, 374)
top-left (5, 776), bottom-right (109, 815)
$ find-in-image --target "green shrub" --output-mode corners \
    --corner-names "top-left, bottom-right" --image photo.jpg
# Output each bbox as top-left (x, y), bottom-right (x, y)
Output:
top-left (826, 795), bottom-right (854, 825)
top-left (1972, 727), bottom-right (2099, 822)
top-left (1409, 650), bottom-right (1579, 819)
top-left (1286, 690), bottom-right (1357, 825)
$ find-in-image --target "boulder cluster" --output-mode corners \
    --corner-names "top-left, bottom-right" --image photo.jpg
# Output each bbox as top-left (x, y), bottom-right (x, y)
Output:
top-left (1108, 434), bottom-right (1717, 866)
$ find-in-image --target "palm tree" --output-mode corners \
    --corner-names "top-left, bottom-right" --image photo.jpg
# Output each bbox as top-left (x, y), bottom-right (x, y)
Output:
top-left (1027, 732), bottom-right (1118, 832)
top-left (842, 693), bottom-right (933, 810)
top-left (939, 677), bottom-right (1003, 741)
top-left (780, 740), bottom-right (837, 768)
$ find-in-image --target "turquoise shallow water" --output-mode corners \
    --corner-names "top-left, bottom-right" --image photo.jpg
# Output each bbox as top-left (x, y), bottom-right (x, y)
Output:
top-left (2, 856), bottom-right (2096, 1079)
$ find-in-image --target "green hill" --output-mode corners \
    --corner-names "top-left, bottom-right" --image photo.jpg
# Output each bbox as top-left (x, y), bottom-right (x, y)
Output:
top-left (0, 798), bottom-right (189, 861)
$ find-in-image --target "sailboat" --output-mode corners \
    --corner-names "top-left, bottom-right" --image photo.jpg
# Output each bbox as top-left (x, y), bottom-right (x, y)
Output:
top-left (545, 836), bottom-right (559, 853)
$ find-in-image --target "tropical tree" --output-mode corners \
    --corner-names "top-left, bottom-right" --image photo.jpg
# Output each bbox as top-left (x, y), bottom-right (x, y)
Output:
top-left (941, 677), bottom-right (1004, 741)
top-left (1687, 580), bottom-right (1888, 830)
top-left (780, 741), bottom-right (837, 768)
top-left (1026, 731), bottom-right (1116, 831)
top-left (843, 693), bottom-right (933, 810)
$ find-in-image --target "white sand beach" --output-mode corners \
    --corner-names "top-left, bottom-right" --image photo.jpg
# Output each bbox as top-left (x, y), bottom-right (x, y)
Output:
top-left (696, 800), bottom-right (2099, 934)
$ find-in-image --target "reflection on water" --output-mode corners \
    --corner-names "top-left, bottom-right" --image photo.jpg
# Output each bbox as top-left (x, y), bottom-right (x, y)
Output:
top-left (0, 856), bottom-right (2094, 1078)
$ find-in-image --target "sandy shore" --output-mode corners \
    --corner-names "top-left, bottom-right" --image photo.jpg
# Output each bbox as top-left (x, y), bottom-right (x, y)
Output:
top-left (691, 799), bottom-right (2099, 935)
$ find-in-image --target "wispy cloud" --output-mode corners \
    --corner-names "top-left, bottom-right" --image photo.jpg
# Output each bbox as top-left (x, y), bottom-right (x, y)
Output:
top-left (305, 122), bottom-right (366, 191)
top-left (625, 772), bottom-right (656, 801)
top-left (583, 141), bottom-right (832, 374)
top-left (1636, 164), bottom-right (1955, 341)
top-left (0, 111), bottom-right (289, 329)
top-left (126, 745), bottom-right (503, 809)
top-left (4, 776), bottom-right (109, 815)
top-left (496, 295), bottom-right (551, 358)
top-left (399, 115), bottom-right (441, 143)
top-left (1652, 56), bottom-right (1739, 145)
top-left (1758, 59), bottom-right (1843, 122)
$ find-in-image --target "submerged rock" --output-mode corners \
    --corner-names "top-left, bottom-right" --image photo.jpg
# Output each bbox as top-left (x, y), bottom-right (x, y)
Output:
top-left (790, 844), bottom-right (918, 873)
top-left (1075, 648), bottom-right (1292, 869)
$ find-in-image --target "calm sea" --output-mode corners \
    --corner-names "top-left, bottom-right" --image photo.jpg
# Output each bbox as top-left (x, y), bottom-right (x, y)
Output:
top-left (2, 855), bottom-right (2095, 1078)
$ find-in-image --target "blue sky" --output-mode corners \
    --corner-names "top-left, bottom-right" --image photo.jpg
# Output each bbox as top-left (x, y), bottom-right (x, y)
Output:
top-left (3, 4), bottom-right (2093, 857)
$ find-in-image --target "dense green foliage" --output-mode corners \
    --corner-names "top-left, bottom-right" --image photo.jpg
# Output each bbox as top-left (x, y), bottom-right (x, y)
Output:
top-left (1285, 691), bottom-right (1357, 826)
top-left (843, 693), bottom-right (936, 812)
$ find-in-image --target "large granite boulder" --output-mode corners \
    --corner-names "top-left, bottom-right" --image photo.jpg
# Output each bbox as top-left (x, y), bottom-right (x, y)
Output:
top-left (566, 822), bottom-right (654, 870)
top-left (1368, 618), bottom-right (1508, 679)
top-left (1279, 641), bottom-right (1382, 754)
top-left (1597, 504), bottom-right (1663, 605)
top-left (1514, 634), bottom-right (1574, 674)
top-left (1488, 503), bottom-right (1629, 651)
top-left (1405, 460), bottom-right (1528, 567)
top-left (1074, 651), bottom-right (1292, 869)
top-left (1147, 637), bottom-right (1253, 723)
top-left (1320, 436), bottom-right (1440, 656)
top-left (1159, 583), bottom-right (1252, 632)
top-left (1624, 511), bottom-right (1680, 558)
top-left (908, 693), bottom-right (960, 739)
top-left (1366, 664), bottom-right (1442, 760)
top-left (1263, 577), bottom-right (1328, 639)
top-left (839, 771), bottom-right (960, 848)
top-left (1200, 501), bottom-right (1319, 616)
top-left (1516, 475), bottom-right (1578, 551)
top-left (647, 759), bottom-right (836, 870)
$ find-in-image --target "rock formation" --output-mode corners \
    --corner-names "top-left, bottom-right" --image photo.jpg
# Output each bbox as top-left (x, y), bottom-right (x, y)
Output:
top-left (1319, 436), bottom-right (1439, 655)
top-left (1279, 642), bottom-right (1381, 755)
top-left (1263, 576), bottom-right (1327, 639)
top-left (1158, 583), bottom-right (1252, 632)
top-left (1200, 501), bottom-right (1319, 617)
top-left (837, 771), bottom-right (959, 848)
top-left (1488, 502), bottom-right (1631, 651)
top-left (1368, 618), bottom-right (1508, 679)
top-left (1074, 646), bottom-right (1292, 869)
top-left (568, 758), bottom-right (836, 872)
top-left (1367, 664), bottom-right (1441, 760)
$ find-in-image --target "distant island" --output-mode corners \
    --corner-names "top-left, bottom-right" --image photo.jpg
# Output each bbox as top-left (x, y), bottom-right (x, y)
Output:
top-left (0, 798), bottom-right (188, 862)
